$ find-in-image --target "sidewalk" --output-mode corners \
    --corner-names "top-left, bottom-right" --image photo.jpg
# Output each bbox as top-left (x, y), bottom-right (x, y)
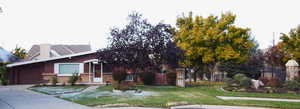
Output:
top-left (171, 105), bottom-right (272, 109)
top-left (217, 96), bottom-right (300, 102)
top-left (101, 105), bottom-right (272, 109)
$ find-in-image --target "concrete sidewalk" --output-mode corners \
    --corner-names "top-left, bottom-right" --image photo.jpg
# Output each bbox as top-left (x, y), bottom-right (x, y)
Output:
top-left (101, 105), bottom-right (272, 109)
top-left (217, 96), bottom-right (300, 102)
top-left (171, 105), bottom-right (272, 109)
top-left (0, 85), bottom-right (92, 109)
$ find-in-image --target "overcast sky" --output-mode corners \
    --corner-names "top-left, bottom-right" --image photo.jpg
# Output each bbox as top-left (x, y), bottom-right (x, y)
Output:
top-left (0, 0), bottom-right (299, 51)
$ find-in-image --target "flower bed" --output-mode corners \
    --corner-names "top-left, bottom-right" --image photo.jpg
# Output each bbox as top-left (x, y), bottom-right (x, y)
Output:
top-left (60, 89), bottom-right (158, 100)
top-left (29, 85), bottom-right (87, 95)
top-left (186, 81), bottom-right (225, 86)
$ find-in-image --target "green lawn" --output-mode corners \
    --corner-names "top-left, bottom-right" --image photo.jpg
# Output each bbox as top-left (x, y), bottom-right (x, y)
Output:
top-left (62, 85), bottom-right (300, 109)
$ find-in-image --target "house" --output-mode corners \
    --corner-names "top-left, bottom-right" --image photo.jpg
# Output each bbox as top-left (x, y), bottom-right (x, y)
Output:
top-left (0, 47), bottom-right (18, 63)
top-left (7, 50), bottom-right (117, 84)
top-left (6, 44), bottom-right (178, 85)
top-left (6, 44), bottom-right (116, 84)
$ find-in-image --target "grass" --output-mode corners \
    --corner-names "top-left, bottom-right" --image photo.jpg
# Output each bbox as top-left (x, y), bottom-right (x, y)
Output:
top-left (61, 85), bottom-right (300, 109)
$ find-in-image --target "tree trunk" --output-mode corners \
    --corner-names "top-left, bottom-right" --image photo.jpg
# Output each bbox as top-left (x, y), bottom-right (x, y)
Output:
top-left (193, 72), bottom-right (197, 82)
top-left (208, 62), bottom-right (218, 81)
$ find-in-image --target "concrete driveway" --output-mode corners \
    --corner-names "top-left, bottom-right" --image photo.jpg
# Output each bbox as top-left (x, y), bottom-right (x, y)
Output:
top-left (0, 85), bottom-right (92, 109)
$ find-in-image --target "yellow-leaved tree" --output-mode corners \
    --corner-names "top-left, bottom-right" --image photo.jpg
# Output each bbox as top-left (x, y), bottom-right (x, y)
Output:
top-left (280, 25), bottom-right (300, 62)
top-left (174, 12), bottom-right (255, 81)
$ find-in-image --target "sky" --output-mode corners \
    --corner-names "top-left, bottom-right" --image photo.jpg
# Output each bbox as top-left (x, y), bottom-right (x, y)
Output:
top-left (0, 0), bottom-right (299, 51)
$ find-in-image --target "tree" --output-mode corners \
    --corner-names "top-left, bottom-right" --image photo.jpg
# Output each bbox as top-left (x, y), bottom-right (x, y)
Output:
top-left (11, 46), bottom-right (27, 59)
top-left (165, 42), bottom-right (184, 69)
top-left (219, 44), bottom-right (264, 79)
top-left (264, 42), bottom-right (285, 67)
top-left (0, 63), bottom-right (8, 85)
top-left (99, 12), bottom-right (174, 72)
top-left (280, 25), bottom-right (300, 62)
top-left (174, 12), bottom-right (255, 80)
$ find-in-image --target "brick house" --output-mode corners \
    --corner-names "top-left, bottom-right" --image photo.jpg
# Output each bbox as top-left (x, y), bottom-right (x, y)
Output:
top-left (6, 44), bottom-right (118, 84)
top-left (7, 50), bottom-right (117, 84)
top-left (6, 44), bottom-right (176, 85)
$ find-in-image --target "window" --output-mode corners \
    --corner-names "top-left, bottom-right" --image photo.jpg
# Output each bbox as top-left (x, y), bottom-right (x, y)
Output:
top-left (54, 63), bottom-right (83, 76)
top-left (125, 75), bottom-right (134, 81)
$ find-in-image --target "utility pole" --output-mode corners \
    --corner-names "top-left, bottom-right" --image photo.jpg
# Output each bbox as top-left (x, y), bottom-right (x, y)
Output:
top-left (271, 32), bottom-right (275, 78)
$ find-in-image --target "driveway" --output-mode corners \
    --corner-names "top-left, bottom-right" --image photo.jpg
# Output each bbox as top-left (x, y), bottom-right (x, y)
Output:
top-left (0, 85), bottom-right (92, 109)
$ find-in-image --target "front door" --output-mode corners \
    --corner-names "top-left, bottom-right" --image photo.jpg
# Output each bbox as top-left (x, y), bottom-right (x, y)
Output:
top-left (93, 64), bottom-right (102, 82)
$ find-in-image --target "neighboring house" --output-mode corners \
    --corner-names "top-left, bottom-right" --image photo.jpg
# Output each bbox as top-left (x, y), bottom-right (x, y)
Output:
top-left (27, 44), bottom-right (91, 60)
top-left (0, 47), bottom-right (18, 63)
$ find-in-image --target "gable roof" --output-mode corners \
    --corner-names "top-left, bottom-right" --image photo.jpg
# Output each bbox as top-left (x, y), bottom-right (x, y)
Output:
top-left (27, 44), bottom-right (91, 60)
top-left (0, 47), bottom-right (18, 63)
top-left (7, 50), bottom-right (97, 67)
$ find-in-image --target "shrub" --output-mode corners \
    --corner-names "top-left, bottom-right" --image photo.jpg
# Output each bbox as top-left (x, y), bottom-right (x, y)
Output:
top-left (51, 76), bottom-right (58, 86)
top-left (112, 67), bottom-right (128, 90)
top-left (240, 77), bottom-right (251, 88)
top-left (258, 77), bottom-right (269, 85)
top-left (0, 63), bottom-right (8, 85)
top-left (224, 78), bottom-right (235, 85)
top-left (68, 73), bottom-right (80, 86)
top-left (186, 81), bottom-right (225, 86)
top-left (232, 73), bottom-right (251, 88)
top-left (294, 76), bottom-right (300, 83)
top-left (284, 80), bottom-right (300, 91)
top-left (268, 78), bottom-right (280, 88)
top-left (112, 68), bottom-right (127, 84)
top-left (166, 72), bottom-right (177, 85)
top-left (140, 72), bottom-right (156, 85)
top-left (233, 73), bottom-right (246, 83)
top-left (0, 79), bottom-right (8, 85)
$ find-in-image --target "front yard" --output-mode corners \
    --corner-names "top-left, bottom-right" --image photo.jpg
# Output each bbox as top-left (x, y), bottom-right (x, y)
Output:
top-left (56, 85), bottom-right (300, 109)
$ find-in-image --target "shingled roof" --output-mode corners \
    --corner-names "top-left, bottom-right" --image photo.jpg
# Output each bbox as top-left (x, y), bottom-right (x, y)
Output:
top-left (0, 47), bottom-right (18, 63)
top-left (27, 44), bottom-right (91, 60)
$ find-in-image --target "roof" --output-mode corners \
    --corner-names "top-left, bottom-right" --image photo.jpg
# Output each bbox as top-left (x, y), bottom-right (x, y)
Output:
top-left (27, 44), bottom-right (91, 60)
top-left (0, 47), bottom-right (18, 63)
top-left (286, 59), bottom-right (299, 67)
top-left (7, 50), bottom-right (97, 67)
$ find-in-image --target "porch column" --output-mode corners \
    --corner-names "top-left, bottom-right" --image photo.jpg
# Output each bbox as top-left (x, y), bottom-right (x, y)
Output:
top-left (89, 62), bottom-right (91, 83)
top-left (101, 62), bottom-right (103, 83)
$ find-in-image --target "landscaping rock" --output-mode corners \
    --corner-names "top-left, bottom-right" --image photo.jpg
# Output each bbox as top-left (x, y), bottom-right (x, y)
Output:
top-left (237, 88), bottom-right (246, 92)
top-left (251, 79), bottom-right (264, 89)
top-left (166, 101), bottom-right (188, 107)
top-left (112, 89), bottom-right (123, 93)
top-left (229, 83), bottom-right (239, 87)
